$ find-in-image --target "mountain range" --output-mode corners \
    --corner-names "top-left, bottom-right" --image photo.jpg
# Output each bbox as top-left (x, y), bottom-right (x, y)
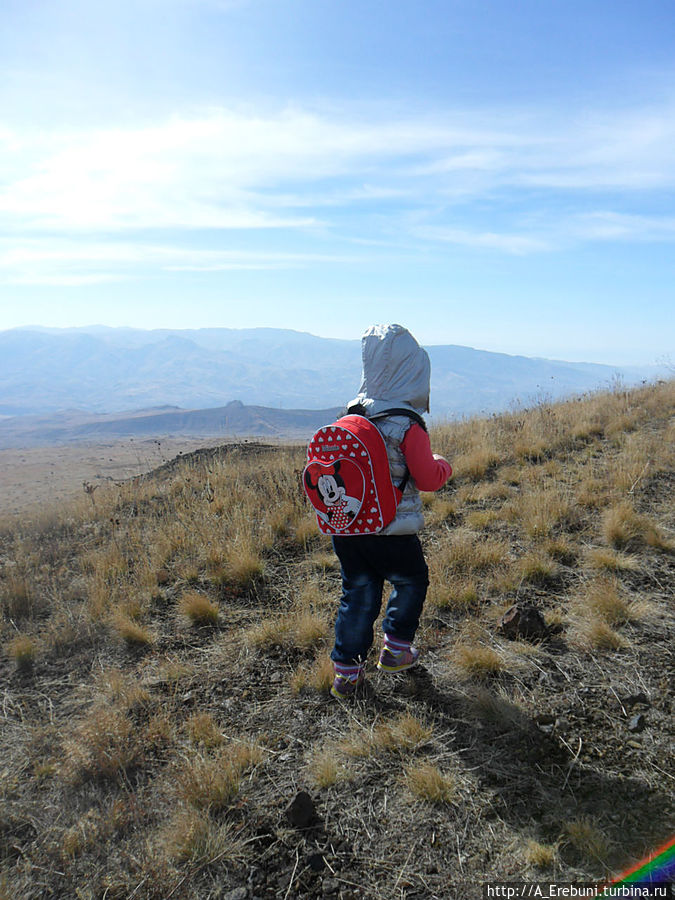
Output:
top-left (0, 325), bottom-right (663, 446)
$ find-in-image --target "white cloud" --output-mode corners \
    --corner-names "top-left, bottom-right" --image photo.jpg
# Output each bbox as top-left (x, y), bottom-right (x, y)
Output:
top-left (414, 226), bottom-right (551, 255)
top-left (0, 238), bottom-right (359, 285)
top-left (569, 211), bottom-right (675, 242)
top-left (1, 101), bottom-right (674, 268)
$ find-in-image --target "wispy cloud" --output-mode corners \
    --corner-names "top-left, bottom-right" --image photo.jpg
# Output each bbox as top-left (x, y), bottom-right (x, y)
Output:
top-left (1, 100), bottom-right (674, 275)
top-left (0, 239), bottom-right (361, 285)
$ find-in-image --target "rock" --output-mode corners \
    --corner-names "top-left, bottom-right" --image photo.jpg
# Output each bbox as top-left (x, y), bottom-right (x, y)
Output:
top-left (322, 878), bottom-right (340, 895)
top-left (624, 692), bottom-right (650, 708)
top-left (223, 888), bottom-right (248, 900)
top-left (270, 671), bottom-right (282, 684)
top-left (628, 713), bottom-right (646, 733)
top-left (284, 791), bottom-right (316, 829)
top-left (308, 852), bottom-right (326, 871)
top-left (498, 603), bottom-right (548, 640)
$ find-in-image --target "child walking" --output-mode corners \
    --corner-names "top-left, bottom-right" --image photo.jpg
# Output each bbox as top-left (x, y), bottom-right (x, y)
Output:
top-left (329, 324), bottom-right (452, 699)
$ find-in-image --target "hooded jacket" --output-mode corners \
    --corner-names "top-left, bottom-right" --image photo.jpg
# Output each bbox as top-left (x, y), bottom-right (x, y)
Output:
top-left (347, 324), bottom-right (433, 535)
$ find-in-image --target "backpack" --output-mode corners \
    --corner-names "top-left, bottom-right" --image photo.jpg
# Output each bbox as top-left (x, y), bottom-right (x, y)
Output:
top-left (302, 408), bottom-right (426, 536)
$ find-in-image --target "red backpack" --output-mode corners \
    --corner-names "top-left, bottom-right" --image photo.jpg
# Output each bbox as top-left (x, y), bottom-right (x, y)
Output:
top-left (302, 409), bottom-right (425, 536)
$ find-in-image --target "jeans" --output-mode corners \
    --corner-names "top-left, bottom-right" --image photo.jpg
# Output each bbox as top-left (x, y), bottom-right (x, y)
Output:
top-left (330, 534), bottom-right (429, 665)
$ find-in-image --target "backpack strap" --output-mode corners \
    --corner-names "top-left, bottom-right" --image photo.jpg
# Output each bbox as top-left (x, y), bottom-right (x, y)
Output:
top-left (346, 404), bottom-right (427, 432)
top-left (369, 407), bottom-right (428, 432)
top-left (346, 405), bottom-right (426, 493)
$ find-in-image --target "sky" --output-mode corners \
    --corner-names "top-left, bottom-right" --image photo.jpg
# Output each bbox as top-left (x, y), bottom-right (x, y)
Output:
top-left (0, 0), bottom-right (674, 366)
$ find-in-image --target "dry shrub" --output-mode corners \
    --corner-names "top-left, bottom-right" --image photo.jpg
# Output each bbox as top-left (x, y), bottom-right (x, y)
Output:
top-left (509, 483), bottom-right (578, 541)
top-left (517, 553), bottom-right (559, 586)
top-left (428, 578), bottom-right (480, 611)
top-left (294, 516), bottom-right (322, 548)
top-left (572, 421), bottom-right (604, 442)
top-left (177, 742), bottom-right (262, 811)
top-left (306, 550), bottom-right (339, 573)
top-left (186, 713), bottom-right (224, 748)
top-left (564, 818), bottom-right (611, 864)
top-left (6, 634), bottom-right (36, 672)
top-left (453, 644), bottom-right (504, 679)
top-left (544, 537), bottom-right (578, 565)
top-left (245, 616), bottom-right (292, 650)
top-left (179, 590), bottom-right (219, 624)
top-left (98, 669), bottom-right (151, 711)
top-left (576, 478), bottom-right (609, 511)
top-left (0, 576), bottom-right (34, 621)
top-left (290, 655), bottom-right (334, 695)
top-left (426, 498), bottom-right (458, 525)
top-left (574, 577), bottom-right (640, 626)
top-left (161, 809), bottom-right (242, 864)
top-left (454, 448), bottom-right (501, 482)
top-left (525, 839), bottom-right (557, 869)
top-left (225, 547), bottom-right (265, 588)
top-left (177, 753), bottom-right (241, 811)
top-left (294, 611), bottom-right (329, 650)
top-left (466, 510), bottom-right (499, 530)
top-left (585, 548), bottom-right (638, 571)
top-left (433, 531), bottom-right (510, 576)
top-left (62, 706), bottom-right (142, 782)
top-left (308, 748), bottom-right (348, 788)
top-left (60, 809), bottom-right (102, 860)
top-left (568, 617), bottom-right (628, 651)
top-left (111, 612), bottom-right (155, 647)
top-left (404, 762), bottom-right (457, 804)
top-left (339, 713), bottom-right (432, 758)
top-left (602, 503), bottom-right (671, 552)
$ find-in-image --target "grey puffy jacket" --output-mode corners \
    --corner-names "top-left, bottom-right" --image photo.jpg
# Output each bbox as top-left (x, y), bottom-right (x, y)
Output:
top-left (347, 324), bottom-right (431, 536)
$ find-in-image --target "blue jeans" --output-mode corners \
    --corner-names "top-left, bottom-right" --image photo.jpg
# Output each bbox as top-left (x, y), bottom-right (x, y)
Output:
top-left (330, 534), bottom-right (429, 665)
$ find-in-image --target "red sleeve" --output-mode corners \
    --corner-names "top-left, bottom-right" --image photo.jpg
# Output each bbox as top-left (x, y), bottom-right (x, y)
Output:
top-left (400, 423), bottom-right (452, 492)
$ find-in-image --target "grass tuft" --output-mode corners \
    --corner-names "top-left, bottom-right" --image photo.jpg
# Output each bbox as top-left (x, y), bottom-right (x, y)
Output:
top-left (453, 644), bottom-right (504, 678)
top-left (178, 590), bottom-right (219, 624)
top-left (6, 634), bottom-right (36, 672)
top-left (404, 762), bottom-right (458, 804)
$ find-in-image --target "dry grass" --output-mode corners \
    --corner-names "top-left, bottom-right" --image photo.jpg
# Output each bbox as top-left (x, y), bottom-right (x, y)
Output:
top-left (5, 633), bottom-right (36, 671)
top-left (404, 762), bottom-right (458, 804)
top-left (525, 839), bottom-right (557, 869)
top-left (307, 748), bottom-right (350, 788)
top-left (289, 654), bottom-right (334, 694)
top-left (453, 643), bottom-right (505, 678)
top-left (61, 706), bottom-right (143, 782)
top-left (179, 590), bottom-right (220, 625)
top-left (111, 611), bottom-right (155, 646)
top-left (161, 809), bottom-right (243, 864)
top-left (1, 380), bottom-right (673, 897)
top-left (602, 502), bottom-right (672, 552)
top-left (564, 818), bottom-right (612, 864)
top-left (186, 713), bottom-right (224, 748)
top-left (574, 577), bottom-right (642, 626)
top-left (568, 617), bottom-right (629, 651)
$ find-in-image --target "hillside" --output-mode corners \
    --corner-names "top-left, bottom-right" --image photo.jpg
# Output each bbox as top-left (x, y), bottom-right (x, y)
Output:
top-left (0, 326), bottom-right (659, 420)
top-left (1, 381), bottom-right (673, 899)
top-left (0, 401), bottom-right (342, 449)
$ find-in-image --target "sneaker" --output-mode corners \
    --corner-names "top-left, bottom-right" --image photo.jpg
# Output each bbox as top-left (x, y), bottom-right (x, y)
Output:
top-left (377, 645), bottom-right (420, 673)
top-left (330, 670), bottom-right (365, 700)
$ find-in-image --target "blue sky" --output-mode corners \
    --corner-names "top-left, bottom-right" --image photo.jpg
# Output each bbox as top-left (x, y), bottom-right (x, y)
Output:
top-left (0, 0), bottom-right (674, 365)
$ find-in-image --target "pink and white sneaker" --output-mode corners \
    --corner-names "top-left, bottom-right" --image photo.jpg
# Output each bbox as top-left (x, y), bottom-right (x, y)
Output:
top-left (377, 636), bottom-right (420, 673)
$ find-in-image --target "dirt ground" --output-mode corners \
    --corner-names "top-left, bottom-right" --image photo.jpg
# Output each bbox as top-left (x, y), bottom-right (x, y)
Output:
top-left (0, 437), bottom-right (224, 520)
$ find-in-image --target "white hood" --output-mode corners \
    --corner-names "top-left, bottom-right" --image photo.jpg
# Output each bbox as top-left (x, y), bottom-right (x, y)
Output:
top-left (349, 324), bottom-right (431, 414)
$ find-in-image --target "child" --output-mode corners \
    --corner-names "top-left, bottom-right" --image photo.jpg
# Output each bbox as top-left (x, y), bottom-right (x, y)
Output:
top-left (330, 324), bottom-right (452, 699)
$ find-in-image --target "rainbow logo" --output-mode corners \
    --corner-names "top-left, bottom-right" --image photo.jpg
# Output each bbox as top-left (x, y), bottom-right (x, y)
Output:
top-left (599, 835), bottom-right (675, 896)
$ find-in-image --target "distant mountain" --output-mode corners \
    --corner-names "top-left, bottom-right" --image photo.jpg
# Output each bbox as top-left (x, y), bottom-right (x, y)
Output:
top-left (0, 326), bottom-right (662, 424)
top-left (0, 401), bottom-right (344, 448)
